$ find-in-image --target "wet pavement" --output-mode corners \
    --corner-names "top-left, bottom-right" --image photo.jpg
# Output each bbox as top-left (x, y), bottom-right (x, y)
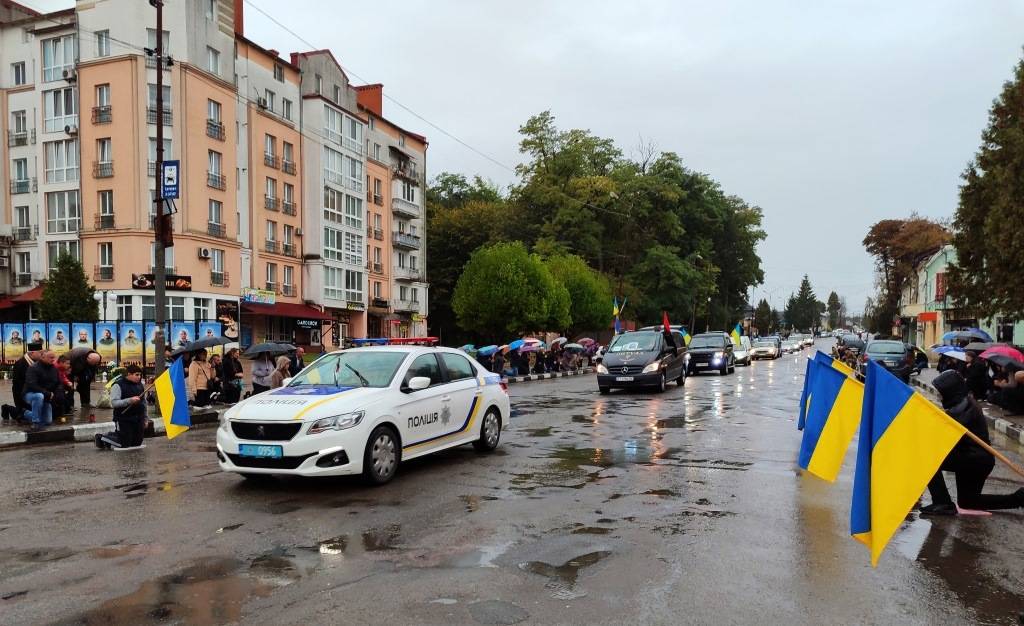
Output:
top-left (1, 339), bottom-right (1023, 625)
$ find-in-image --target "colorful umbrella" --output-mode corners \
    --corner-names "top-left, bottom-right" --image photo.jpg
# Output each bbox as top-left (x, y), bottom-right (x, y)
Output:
top-left (563, 343), bottom-right (586, 352)
top-left (963, 342), bottom-right (993, 352)
top-left (458, 344), bottom-right (475, 352)
top-left (577, 337), bottom-right (596, 345)
top-left (984, 354), bottom-right (1024, 372)
top-left (508, 339), bottom-right (526, 351)
top-left (938, 348), bottom-right (967, 362)
top-left (523, 338), bottom-right (543, 345)
top-left (551, 337), bottom-right (568, 346)
top-left (980, 345), bottom-right (1024, 362)
top-left (520, 343), bottom-right (542, 353)
top-left (942, 329), bottom-right (993, 343)
top-left (477, 345), bottom-right (498, 356)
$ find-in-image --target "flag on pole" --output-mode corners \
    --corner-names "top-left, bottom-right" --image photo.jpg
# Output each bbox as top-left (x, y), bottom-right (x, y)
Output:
top-left (680, 327), bottom-right (692, 346)
top-left (814, 350), bottom-right (855, 377)
top-left (730, 323), bottom-right (742, 345)
top-left (798, 360), bottom-right (864, 482)
top-left (798, 356), bottom-right (815, 431)
top-left (851, 360), bottom-right (967, 566)
top-left (613, 297), bottom-right (621, 334)
top-left (662, 310), bottom-right (671, 332)
top-left (155, 358), bottom-right (191, 439)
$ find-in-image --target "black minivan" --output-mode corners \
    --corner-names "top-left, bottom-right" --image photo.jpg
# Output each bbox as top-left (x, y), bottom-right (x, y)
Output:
top-left (597, 329), bottom-right (688, 394)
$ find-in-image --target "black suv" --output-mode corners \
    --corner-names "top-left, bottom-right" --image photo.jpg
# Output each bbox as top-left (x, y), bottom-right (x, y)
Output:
top-left (598, 329), bottom-right (688, 393)
top-left (686, 332), bottom-right (736, 376)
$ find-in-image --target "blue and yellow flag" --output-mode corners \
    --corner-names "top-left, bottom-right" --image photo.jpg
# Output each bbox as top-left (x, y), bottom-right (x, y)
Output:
top-left (680, 327), bottom-right (691, 346)
top-left (814, 350), bottom-right (855, 377)
top-left (730, 323), bottom-right (742, 345)
top-left (155, 358), bottom-right (191, 439)
top-left (851, 360), bottom-right (967, 566)
top-left (798, 360), bottom-right (864, 482)
top-left (613, 297), bottom-right (621, 334)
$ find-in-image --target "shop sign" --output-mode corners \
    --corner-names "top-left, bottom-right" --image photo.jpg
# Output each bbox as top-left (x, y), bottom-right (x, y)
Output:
top-left (295, 318), bottom-right (321, 329)
top-left (411, 313), bottom-right (423, 322)
top-left (242, 287), bottom-right (276, 305)
top-left (132, 273), bottom-right (192, 291)
top-left (346, 301), bottom-right (365, 311)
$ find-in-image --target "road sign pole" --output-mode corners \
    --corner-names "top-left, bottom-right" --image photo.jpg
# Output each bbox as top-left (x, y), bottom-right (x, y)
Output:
top-left (152, 0), bottom-right (166, 376)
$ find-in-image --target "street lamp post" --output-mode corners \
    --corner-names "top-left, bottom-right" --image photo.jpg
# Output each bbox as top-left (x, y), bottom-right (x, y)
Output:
top-left (93, 291), bottom-right (117, 322)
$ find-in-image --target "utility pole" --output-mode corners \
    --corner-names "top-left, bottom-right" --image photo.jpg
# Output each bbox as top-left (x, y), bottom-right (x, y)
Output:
top-left (151, 0), bottom-right (168, 375)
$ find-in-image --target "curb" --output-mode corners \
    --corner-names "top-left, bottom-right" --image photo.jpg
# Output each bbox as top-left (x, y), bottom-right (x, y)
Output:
top-left (0, 410), bottom-right (221, 450)
top-left (505, 367), bottom-right (594, 384)
top-left (910, 378), bottom-right (1024, 448)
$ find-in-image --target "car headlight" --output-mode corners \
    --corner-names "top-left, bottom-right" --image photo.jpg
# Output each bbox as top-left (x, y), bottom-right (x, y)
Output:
top-left (596, 363), bottom-right (609, 374)
top-left (713, 352), bottom-right (724, 360)
top-left (219, 411), bottom-right (229, 431)
top-left (642, 360), bottom-right (663, 374)
top-left (308, 411), bottom-right (365, 435)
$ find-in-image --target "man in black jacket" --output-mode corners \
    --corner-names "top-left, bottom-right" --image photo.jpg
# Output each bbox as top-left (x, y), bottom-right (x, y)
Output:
top-left (4, 343), bottom-right (42, 422)
top-left (68, 346), bottom-right (101, 407)
top-left (962, 351), bottom-right (991, 400)
top-left (24, 350), bottom-right (61, 430)
top-left (923, 370), bottom-right (1024, 515)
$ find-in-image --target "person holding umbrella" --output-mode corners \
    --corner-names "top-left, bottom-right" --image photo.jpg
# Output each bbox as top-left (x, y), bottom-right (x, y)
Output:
top-left (222, 348), bottom-right (244, 403)
top-left (251, 352), bottom-right (274, 395)
top-left (963, 351), bottom-right (991, 400)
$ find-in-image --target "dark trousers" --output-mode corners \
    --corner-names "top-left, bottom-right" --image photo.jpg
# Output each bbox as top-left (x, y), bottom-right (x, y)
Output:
top-left (252, 383), bottom-right (270, 395)
top-left (927, 456), bottom-right (1020, 510)
top-left (223, 381), bottom-right (241, 404)
top-left (194, 389), bottom-right (211, 406)
top-left (76, 378), bottom-right (92, 406)
top-left (116, 418), bottom-right (145, 448)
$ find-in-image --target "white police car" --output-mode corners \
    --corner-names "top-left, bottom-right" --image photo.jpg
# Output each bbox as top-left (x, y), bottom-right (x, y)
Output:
top-left (216, 346), bottom-right (509, 484)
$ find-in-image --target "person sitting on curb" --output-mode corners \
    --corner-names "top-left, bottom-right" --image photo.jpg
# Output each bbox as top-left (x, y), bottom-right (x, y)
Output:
top-left (96, 364), bottom-right (148, 450)
top-left (23, 351), bottom-right (61, 431)
top-left (4, 342), bottom-right (42, 423)
top-left (922, 370), bottom-right (1024, 515)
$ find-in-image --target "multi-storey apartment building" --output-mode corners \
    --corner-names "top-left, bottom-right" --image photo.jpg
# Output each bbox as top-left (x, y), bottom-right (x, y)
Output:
top-left (356, 84), bottom-right (429, 338)
top-left (0, 0), bottom-right (427, 345)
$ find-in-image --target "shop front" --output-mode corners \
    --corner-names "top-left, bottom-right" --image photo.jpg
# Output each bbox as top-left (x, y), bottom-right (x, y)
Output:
top-left (240, 291), bottom-right (331, 350)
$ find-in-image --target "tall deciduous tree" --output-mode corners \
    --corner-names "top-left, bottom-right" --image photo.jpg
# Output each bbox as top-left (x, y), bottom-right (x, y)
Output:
top-left (39, 254), bottom-right (97, 321)
top-left (544, 254), bottom-right (613, 336)
top-left (948, 56), bottom-right (1024, 317)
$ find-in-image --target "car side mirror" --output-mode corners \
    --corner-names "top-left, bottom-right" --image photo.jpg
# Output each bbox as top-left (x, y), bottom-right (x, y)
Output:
top-left (404, 376), bottom-right (431, 393)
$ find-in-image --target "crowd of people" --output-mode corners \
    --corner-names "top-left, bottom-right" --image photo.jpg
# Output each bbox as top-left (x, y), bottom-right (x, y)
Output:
top-left (475, 344), bottom-right (592, 377)
top-left (174, 346), bottom-right (305, 409)
top-left (2, 342), bottom-right (102, 431)
top-left (938, 350), bottom-right (1024, 415)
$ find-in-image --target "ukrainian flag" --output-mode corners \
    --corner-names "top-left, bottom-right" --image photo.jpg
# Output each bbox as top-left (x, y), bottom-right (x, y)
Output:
top-left (798, 360), bottom-right (863, 482)
top-left (155, 358), bottom-right (191, 439)
top-left (680, 327), bottom-right (691, 346)
top-left (813, 350), bottom-right (855, 377)
top-left (851, 360), bottom-right (967, 566)
top-left (730, 323), bottom-right (742, 345)
top-left (798, 357), bottom-right (816, 431)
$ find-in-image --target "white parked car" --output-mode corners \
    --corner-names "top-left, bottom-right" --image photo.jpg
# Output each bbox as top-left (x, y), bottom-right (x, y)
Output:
top-left (216, 346), bottom-right (510, 485)
top-left (733, 336), bottom-right (752, 366)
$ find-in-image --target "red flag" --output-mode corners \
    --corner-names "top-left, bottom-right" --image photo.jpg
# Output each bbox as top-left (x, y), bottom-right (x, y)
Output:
top-left (662, 311), bottom-right (671, 332)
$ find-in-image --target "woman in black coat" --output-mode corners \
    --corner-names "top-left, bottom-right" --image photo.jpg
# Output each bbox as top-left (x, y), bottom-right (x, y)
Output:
top-left (963, 351), bottom-right (991, 400)
top-left (922, 370), bottom-right (1024, 515)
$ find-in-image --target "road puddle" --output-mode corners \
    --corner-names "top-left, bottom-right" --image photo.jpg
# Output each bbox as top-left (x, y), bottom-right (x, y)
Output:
top-left (460, 494), bottom-right (500, 512)
top-left (362, 524), bottom-right (402, 551)
top-left (524, 426), bottom-right (554, 437)
top-left (519, 551), bottom-right (612, 600)
top-left (571, 526), bottom-right (613, 535)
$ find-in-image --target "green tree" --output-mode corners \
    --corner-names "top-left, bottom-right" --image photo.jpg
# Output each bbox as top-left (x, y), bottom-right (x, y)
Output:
top-left (39, 254), bottom-right (97, 321)
top-left (769, 308), bottom-right (781, 332)
top-left (544, 254), bottom-right (613, 335)
top-left (826, 291), bottom-right (842, 329)
top-left (452, 242), bottom-right (570, 337)
top-left (948, 55), bottom-right (1024, 317)
top-left (753, 298), bottom-right (771, 335)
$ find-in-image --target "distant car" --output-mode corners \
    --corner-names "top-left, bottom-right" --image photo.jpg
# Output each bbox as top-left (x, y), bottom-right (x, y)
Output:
top-left (781, 340), bottom-right (800, 354)
top-left (733, 336), bottom-right (752, 366)
top-left (802, 334), bottom-right (814, 347)
top-left (750, 338), bottom-right (780, 360)
top-left (858, 340), bottom-right (913, 383)
top-left (597, 329), bottom-right (688, 393)
top-left (687, 332), bottom-right (736, 375)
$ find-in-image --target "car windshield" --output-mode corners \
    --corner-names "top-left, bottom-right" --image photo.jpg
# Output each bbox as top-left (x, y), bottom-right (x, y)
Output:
top-left (288, 351), bottom-right (407, 388)
top-left (608, 332), bottom-right (660, 353)
top-left (869, 341), bottom-right (906, 355)
top-left (754, 340), bottom-right (775, 347)
top-left (690, 336), bottom-right (726, 349)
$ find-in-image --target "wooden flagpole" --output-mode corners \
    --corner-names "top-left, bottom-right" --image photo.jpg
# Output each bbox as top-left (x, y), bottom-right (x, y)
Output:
top-left (962, 429), bottom-right (1024, 480)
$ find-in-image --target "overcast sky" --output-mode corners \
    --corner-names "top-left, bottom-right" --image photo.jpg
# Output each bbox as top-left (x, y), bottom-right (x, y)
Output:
top-left (27, 1), bottom-right (1024, 313)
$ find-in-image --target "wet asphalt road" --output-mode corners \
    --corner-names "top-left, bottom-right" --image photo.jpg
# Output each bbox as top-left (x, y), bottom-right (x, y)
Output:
top-left (2, 339), bottom-right (1023, 625)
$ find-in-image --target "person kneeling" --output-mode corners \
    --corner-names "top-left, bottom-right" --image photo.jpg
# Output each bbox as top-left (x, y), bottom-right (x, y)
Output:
top-left (922, 370), bottom-right (1024, 515)
top-left (95, 365), bottom-right (148, 450)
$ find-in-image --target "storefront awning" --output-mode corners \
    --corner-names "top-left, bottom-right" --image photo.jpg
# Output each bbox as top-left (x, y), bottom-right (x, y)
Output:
top-left (0, 297), bottom-right (16, 309)
top-left (241, 301), bottom-right (332, 320)
top-left (10, 285), bottom-right (45, 303)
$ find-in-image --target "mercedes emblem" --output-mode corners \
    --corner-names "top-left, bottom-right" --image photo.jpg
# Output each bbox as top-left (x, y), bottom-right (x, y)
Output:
top-left (622, 367), bottom-right (629, 374)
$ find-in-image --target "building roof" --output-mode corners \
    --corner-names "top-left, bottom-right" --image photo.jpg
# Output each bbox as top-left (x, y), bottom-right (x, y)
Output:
top-left (290, 49), bottom-right (349, 83)
top-left (236, 33), bottom-right (300, 73)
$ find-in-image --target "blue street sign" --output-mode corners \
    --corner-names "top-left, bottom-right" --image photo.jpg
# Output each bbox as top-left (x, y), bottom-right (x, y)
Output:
top-left (161, 160), bottom-right (180, 199)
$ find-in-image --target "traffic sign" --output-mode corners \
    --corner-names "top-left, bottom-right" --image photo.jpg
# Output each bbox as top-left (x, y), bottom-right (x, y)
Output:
top-left (161, 160), bottom-right (180, 199)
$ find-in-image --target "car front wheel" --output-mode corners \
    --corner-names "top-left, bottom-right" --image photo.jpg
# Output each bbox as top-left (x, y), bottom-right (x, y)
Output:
top-left (363, 426), bottom-right (400, 485)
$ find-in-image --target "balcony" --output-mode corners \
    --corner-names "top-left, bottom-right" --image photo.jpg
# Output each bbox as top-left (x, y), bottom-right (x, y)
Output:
top-left (10, 178), bottom-right (33, 194)
top-left (145, 55), bottom-right (170, 70)
top-left (373, 194), bottom-right (383, 206)
top-left (94, 214), bottom-right (115, 230)
top-left (210, 271), bottom-right (229, 287)
top-left (392, 232), bottom-right (421, 250)
top-left (207, 222), bottom-right (226, 238)
top-left (93, 161), bottom-right (114, 178)
top-left (342, 136), bottom-right (363, 155)
top-left (394, 266), bottom-right (423, 282)
top-left (391, 298), bottom-right (420, 313)
top-left (371, 262), bottom-right (383, 274)
top-left (282, 242), bottom-right (297, 257)
top-left (146, 106), bottom-right (173, 125)
top-left (281, 284), bottom-right (296, 297)
top-left (14, 226), bottom-right (34, 241)
top-left (150, 265), bottom-right (177, 274)
top-left (392, 163), bottom-right (420, 185)
top-left (94, 265), bottom-right (114, 282)
top-left (264, 240), bottom-right (279, 254)
top-left (207, 171), bottom-right (226, 190)
top-left (391, 196), bottom-right (420, 218)
top-left (264, 195), bottom-right (279, 211)
top-left (371, 297), bottom-right (389, 309)
top-left (91, 105), bottom-right (112, 124)
top-left (264, 153), bottom-right (279, 169)
top-left (206, 119), bottom-right (225, 141)
top-left (282, 200), bottom-right (296, 216)
top-left (15, 273), bottom-right (33, 287)
top-left (8, 129), bottom-right (32, 147)
top-left (265, 281), bottom-right (278, 293)
top-left (282, 160), bottom-right (296, 175)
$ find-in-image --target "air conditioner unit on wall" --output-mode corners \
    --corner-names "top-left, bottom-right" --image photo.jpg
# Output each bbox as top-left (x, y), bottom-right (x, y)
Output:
top-left (64, 124), bottom-right (78, 135)
top-left (295, 228), bottom-right (303, 236)
top-left (198, 247), bottom-right (211, 259)
top-left (0, 257), bottom-right (9, 269)
top-left (62, 68), bottom-right (76, 82)
top-left (257, 97), bottom-right (268, 109)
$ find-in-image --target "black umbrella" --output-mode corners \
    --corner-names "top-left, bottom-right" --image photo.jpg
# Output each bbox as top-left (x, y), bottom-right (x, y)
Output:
top-left (242, 342), bottom-right (292, 359)
top-left (984, 354), bottom-right (1024, 372)
top-left (963, 342), bottom-right (993, 352)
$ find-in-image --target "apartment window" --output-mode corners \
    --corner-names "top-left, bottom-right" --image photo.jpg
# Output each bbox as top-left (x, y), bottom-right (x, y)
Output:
top-left (372, 143), bottom-right (381, 161)
top-left (98, 242), bottom-right (113, 268)
top-left (281, 98), bottom-right (292, 120)
top-left (264, 134), bottom-right (276, 158)
top-left (95, 83), bottom-right (110, 107)
top-left (399, 285), bottom-right (408, 301)
top-left (208, 199), bottom-right (222, 225)
top-left (346, 156), bottom-right (363, 191)
top-left (323, 187), bottom-right (344, 223)
top-left (148, 138), bottom-right (173, 171)
top-left (345, 270), bottom-right (363, 302)
top-left (15, 205), bottom-right (30, 229)
top-left (332, 84), bottom-right (341, 104)
top-left (266, 263), bottom-right (278, 288)
top-left (11, 62), bottom-right (26, 86)
top-left (346, 117), bottom-right (361, 144)
top-left (283, 266), bottom-right (294, 288)
top-left (323, 227), bottom-right (342, 261)
top-left (273, 64), bottom-right (284, 82)
top-left (398, 134), bottom-right (406, 147)
top-left (147, 84), bottom-right (171, 123)
top-left (17, 252), bottom-right (31, 277)
top-left (146, 29), bottom-right (170, 54)
top-left (43, 87), bottom-right (77, 132)
top-left (149, 243), bottom-right (174, 270)
top-left (42, 34), bottom-right (76, 82)
top-left (47, 241), bottom-right (80, 268)
top-left (96, 138), bottom-right (112, 163)
top-left (140, 296), bottom-right (154, 321)
top-left (117, 295), bottom-right (133, 321)
top-left (206, 46), bottom-right (220, 74)
top-left (265, 178), bottom-right (278, 204)
top-left (211, 248), bottom-right (224, 273)
top-left (283, 224), bottom-right (294, 245)
top-left (264, 89), bottom-right (275, 111)
top-left (208, 99), bottom-right (221, 122)
top-left (96, 30), bottom-right (110, 57)
top-left (325, 106), bottom-right (343, 144)
top-left (374, 212), bottom-right (382, 230)
top-left (204, 0), bottom-right (216, 20)
top-left (266, 220), bottom-right (277, 242)
top-left (373, 281), bottom-right (381, 298)
top-left (208, 150), bottom-right (222, 174)
top-left (44, 140), bottom-right (79, 183)
top-left (323, 146), bottom-right (344, 185)
top-left (343, 232), bottom-right (363, 265)
top-left (283, 141), bottom-right (294, 164)
top-left (314, 74), bottom-right (322, 94)
top-left (194, 298), bottom-right (211, 321)
top-left (411, 287), bottom-right (419, 303)
top-left (99, 190), bottom-right (113, 218)
top-left (13, 158), bottom-right (28, 182)
top-left (324, 267), bottom-right (341, 300)
top-left (283, 183), bottom-right (294, 206)
top-left (410, 255), bottom-right (418, 270)
top-left (345, 195), bottom-right (363, 229)
top-left (402, 180), bottom-right (416, 203)
top-left (12, 110), bottom-right (27, 134)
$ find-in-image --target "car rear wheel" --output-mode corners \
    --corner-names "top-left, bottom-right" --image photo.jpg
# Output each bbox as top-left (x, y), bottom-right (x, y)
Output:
top-left (474, 408), bottom-right (502, 452)
top-left (363, 426), bottom-right (400, 485)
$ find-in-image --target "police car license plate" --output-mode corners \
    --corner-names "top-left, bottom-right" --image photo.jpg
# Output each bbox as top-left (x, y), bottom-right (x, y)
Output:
top-left (616, 376), bottom-right (634, 382)
top-left (238, 444), bottom-right (283, 458)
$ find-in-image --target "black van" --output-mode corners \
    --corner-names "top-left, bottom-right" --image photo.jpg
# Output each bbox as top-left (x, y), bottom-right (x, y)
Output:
top-left (597, 329), bottom-right (688, 393)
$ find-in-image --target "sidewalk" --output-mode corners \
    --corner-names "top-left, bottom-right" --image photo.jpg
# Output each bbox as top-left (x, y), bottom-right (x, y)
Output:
top-left (505, 367), bottom-right (594, 384)
top-left (911, 368), bottom-right (1024, 448)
